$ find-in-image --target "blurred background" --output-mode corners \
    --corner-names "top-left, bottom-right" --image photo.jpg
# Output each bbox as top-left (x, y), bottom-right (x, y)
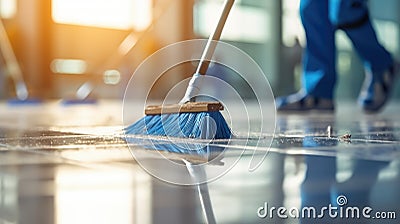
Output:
top-left (0, 0), bottom-right (399, 101)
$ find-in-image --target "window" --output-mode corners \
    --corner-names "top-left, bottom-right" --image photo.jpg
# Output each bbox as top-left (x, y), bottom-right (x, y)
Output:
top-left (0, 0), bottom-right (17, 19)
top-left (194, 0), bottom-right (268, 43)
top-left (52, 0), bottom-right (152, 30)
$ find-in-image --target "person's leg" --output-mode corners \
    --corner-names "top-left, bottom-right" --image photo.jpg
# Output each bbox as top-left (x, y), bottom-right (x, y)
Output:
top-left (276, 0), bottom-right (336, 112)
top-left (330, 0), bottom-right (398, 112)
top-left (331, 0), bottom-right (392, 76)
top-left (344, 22), bottom-right (392, 79)
top-left (301, 0), bottom-right (337, 99)
top-left (347, 21), bottom-right (398, 112)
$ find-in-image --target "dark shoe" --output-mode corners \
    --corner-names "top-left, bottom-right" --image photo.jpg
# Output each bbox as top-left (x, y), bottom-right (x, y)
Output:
top-left (276, 92), bottom-right (335, 112)
top-left (358, 62), bottom-right (399, 113)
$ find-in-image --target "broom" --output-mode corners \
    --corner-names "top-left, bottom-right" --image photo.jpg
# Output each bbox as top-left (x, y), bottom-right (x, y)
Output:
top-left (125, 0), bottom-right (234, 142)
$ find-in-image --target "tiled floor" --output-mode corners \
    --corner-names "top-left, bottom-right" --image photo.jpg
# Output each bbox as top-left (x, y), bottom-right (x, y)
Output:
top-left (0, 100), bottom-right (399, 224)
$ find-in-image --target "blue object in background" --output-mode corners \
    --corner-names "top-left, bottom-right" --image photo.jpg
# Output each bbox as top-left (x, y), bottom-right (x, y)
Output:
top-left (300, 0), bottom-right (393, 99)
top-left (7, 98), bottom-right (42, 106)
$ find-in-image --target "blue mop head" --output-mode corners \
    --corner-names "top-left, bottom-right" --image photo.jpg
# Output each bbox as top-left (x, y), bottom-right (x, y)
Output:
top-left (125, 111), bottom-right (231, 139)
top-left (124, 111), bottom-right (231, 158)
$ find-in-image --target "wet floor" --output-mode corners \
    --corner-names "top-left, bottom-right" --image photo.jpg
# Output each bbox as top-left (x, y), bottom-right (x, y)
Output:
top-left (0, 100), bottom-right (399, 224)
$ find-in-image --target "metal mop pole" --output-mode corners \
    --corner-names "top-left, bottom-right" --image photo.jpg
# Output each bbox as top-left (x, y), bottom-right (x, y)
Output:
top-left (180, 0), bottom-right (235, 104)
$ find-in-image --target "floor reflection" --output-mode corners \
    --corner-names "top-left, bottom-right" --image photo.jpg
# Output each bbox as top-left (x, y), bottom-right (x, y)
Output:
top-left (0, 101), bottom-right (399, 224)
top-left (277, 115), bottom-right (399, 224)
top-left (0, 158), bottom-right (203, 224)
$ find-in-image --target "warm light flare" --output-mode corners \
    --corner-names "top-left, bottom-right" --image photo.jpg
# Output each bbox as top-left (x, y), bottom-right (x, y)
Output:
top-left (0, 0), bottom-right (17, 19)
top-left (52, 0), bottom-right (152, 30)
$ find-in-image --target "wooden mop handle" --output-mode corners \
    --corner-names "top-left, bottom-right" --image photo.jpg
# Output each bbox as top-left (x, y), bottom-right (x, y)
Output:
top-left (196, 0), bottom-right (234, 75)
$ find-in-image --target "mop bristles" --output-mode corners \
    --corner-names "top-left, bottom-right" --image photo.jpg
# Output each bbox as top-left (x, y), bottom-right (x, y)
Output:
top-left (124, 105), bottom-right (231, 160)
top-left (125, 111), bottom-right (231, 139)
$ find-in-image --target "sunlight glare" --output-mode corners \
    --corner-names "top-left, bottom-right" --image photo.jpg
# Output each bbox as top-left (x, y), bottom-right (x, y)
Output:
top-left (52, 0), bottom-right (152, 30)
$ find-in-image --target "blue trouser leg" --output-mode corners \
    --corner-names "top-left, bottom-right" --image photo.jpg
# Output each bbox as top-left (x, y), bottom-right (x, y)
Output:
top-left (300, 0), bottom-right (336, 99)
top-left (331, 0), bottom-right (393, 82)
top-left (300, 0), bottom-right (393, 99)
top-left (343, 21), bottom-right (393, 83)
